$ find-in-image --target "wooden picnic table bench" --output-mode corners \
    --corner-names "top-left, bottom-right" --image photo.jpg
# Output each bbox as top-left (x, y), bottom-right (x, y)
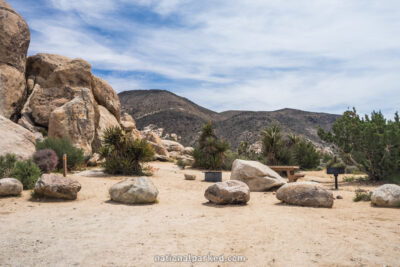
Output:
top-left (269, 165), bottom-right (305, 183)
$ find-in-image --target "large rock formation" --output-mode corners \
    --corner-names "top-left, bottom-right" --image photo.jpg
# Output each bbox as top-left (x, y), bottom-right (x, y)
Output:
top-left (0, 0), bottom-right (30, 120)
top-left (23, 54), bottom-right (92, 127)
top-left (19, 54), bottom-right (126, 155)
top-left (48, 88), bottom-right (96, 155)
top-left (371, 184), bottom-right (400, 208)
top-left (109, 177), bottom-right (159, 204)
top-left (34, 174), bottom-right (82, 200)
top-left (276, 182), bottom-right (334, 208)
top-left (93, 105), bottom-right (120, 149)
top-left (161, 139), bottom-right (184, 152)
top-left (230, 159), bottom-right (286, 191)
top-left (204, 180), bottom-right (250, 205)
top-left (0, 1), bottom-right (137, 156)
top-left (91, 76), bottom-right (121, 121)
top-left (0, 115), bottom-right (36, 159)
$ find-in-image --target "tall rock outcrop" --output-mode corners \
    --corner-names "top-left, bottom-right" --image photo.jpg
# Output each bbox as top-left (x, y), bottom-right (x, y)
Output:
top-left (0, 0), bottom-right (30, 120)
top-left (19, 53), bottom-right (125, 155)
top-left (48, 88), bottom-right (96, 155)
top-left (0, 0), bottom-right (135, 156)
top-left (22, 54), bottom-right (93, 127)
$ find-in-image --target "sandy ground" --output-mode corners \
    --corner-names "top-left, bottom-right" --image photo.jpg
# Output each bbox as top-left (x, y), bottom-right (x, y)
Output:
top-left (0, 162), bottom-right (399, 267)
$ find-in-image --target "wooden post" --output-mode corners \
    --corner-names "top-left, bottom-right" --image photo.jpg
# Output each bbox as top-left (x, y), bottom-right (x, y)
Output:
top-left (63, 154), bottom-right (67, 177)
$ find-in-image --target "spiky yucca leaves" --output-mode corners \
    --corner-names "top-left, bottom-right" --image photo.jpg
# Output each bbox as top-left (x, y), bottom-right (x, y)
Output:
top-left (193, 122), bottom-right (230, 170)
top-left (261, 125), bottom-right (293, 165)
top-left (100, 126), bottom-right (154, 175)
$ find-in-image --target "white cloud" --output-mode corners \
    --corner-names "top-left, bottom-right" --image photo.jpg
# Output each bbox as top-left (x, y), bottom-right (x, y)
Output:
top-left (16, 0), bottom-right (400, 116)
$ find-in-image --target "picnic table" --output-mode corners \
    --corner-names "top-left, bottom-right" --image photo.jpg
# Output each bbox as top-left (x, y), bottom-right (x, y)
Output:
top-left (269, 165), bottom-right (305, 183)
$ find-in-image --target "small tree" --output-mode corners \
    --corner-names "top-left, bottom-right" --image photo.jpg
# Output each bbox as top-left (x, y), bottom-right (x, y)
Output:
top-left (293, 140), bottom-right (320, 169)
top-left (100, 127), bottom-right (154, 175)
top-left (318, 109), bottom-right (400, 182)
top-left (192, 122), bottom-right (229, 170)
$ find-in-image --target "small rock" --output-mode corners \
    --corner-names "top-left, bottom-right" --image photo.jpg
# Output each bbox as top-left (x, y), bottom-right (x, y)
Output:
top-left (204, 180), bottom-right (250, 205)
top-left (0, 178), bottom-right (23, 196)
top-left (336, 195), bottom-right (343, 199)
top-left (184, 174), bottom-right (196, 180)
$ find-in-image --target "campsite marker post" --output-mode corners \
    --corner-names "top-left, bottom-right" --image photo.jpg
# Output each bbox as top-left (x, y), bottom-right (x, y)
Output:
top-left (63, 154), bottom-right (67, 177)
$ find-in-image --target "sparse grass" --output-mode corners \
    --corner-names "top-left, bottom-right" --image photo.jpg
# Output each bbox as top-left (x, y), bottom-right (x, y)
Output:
top-left (343, 176), bottom-right (368, 183)
top-left (176, 159), bottom-right (188, 169)
top-left (353, 190), bottom-right (372, 202)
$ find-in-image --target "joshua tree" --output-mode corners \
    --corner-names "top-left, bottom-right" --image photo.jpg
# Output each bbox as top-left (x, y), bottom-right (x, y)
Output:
top-left (192, 122), bottom-right (230, 170)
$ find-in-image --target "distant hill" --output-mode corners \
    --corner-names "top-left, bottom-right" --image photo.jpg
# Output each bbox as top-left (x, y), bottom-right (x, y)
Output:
top-left (118, 89), bottom-right (340, 149)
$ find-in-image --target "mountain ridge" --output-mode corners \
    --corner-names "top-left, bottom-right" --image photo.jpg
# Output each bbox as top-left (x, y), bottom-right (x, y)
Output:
top-left (119, 89), bottom-right (340, 149)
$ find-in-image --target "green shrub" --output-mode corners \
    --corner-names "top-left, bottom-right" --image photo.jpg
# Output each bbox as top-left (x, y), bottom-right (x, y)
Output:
top-left (192, 122), bottom-right (230, 170)
top-left (36, 138), bottom-right (84, 170)
top-left (100, 127), bottom-right (154, 175)
top-left (0, 153), bottom-right (18, 178)
top-left (326, 158), bottom-right (346, 169)
top-left (33, 149), bottom-right (58, 173)
top-left (293, 140), bottom-right (320, 169)
top-left (176, 158), bottom-right (188, 169)
top-left (319, 109), bottom-right (400, 182)
top-left (12, 159), bottom-right (41, 189)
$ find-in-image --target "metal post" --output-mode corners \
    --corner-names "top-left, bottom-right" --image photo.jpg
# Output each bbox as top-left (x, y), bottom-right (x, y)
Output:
top-left (334, 174), bottom-right (338, 190)
top-left (63, 154), bottom-right (67, 177)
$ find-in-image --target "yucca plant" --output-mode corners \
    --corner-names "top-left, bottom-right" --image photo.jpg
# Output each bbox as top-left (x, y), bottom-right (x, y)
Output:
top-left (261, 125), bottom-right (293, 165)
top-left (100, 126), bottom-right (154, 175)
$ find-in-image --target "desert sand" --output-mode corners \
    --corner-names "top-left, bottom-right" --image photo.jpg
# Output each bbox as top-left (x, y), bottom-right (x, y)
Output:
top-left (0, 162), bottom-right (399, 267)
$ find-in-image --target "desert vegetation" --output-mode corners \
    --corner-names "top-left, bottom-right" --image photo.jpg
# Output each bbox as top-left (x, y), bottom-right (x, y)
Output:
top-left (192, 122), bottom-right (229, 170)
top-left (36, 138), bottom-right (85, 171)
top-left (319, 109), bottom-right (400, 183)
top-left (0, 153), bottom-right (41, 189)
top-left (99, 126), bottom-right (154, 175)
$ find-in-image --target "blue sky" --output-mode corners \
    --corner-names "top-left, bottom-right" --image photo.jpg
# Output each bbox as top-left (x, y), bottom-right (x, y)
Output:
top-left (9, 0), bottom-right (400, 116)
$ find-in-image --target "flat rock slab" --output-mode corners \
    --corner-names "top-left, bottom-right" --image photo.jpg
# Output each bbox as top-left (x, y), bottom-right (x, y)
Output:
top-left (34, 174), bottom-right (81, 200)
top-left (371, 184), bottom-right (400, 208)
top-left (109, 177), bottom-right (158, 204)
top-left (205, 180), bottom-right (250, 205)
top-left (230, 159), bottom-right (286, 191)
top-left (276, 181), bottom-right (334, 208)
top-left (0, 178), bottom-right (23, 196)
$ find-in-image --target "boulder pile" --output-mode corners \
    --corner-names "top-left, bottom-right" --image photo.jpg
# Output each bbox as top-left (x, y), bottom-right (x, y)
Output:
top-left (0, 0), bottom-right (146, 159)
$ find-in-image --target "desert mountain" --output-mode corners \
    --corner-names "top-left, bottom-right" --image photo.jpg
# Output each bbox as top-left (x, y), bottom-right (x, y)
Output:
top-left (119, 90), bottom-right (340, 149)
